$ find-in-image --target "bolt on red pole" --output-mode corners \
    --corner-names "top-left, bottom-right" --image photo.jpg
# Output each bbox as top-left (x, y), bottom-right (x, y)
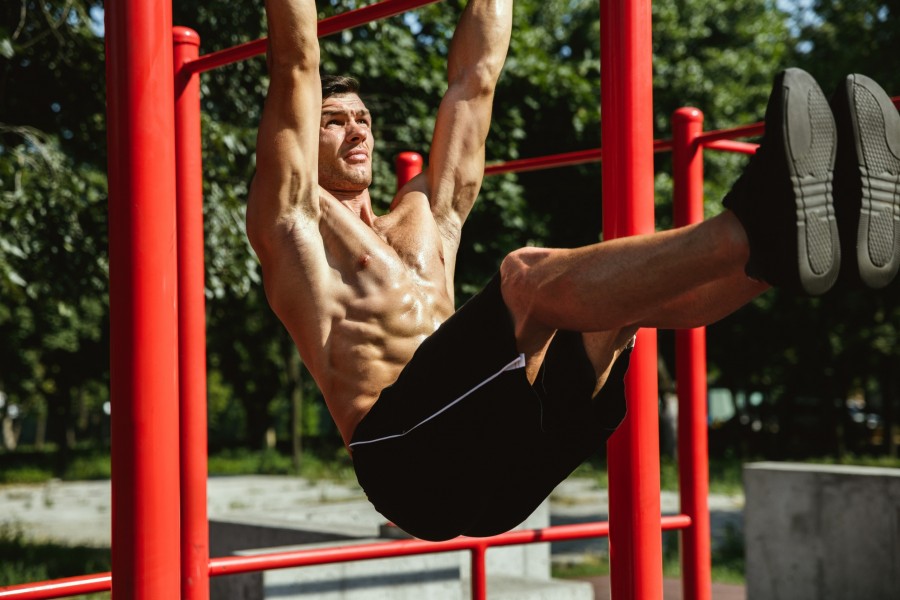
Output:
top-left (600, 0), bottom-right (664, 598)
top-left (104, 0), bottom-right (182, 597)
top-left (672, 107), bottom-right (713, 600)
top-left (173, 26), bottom-right (211, 600)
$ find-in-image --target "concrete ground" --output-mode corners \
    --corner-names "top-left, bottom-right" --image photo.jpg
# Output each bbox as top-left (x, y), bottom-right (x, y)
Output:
top-left (0, 475), bottom-right (746, 598)
top-left (581, 576), bottom-right (745, 599)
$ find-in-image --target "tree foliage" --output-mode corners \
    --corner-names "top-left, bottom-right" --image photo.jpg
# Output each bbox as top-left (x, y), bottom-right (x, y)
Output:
top-left (1, 1), bottom-right (108, 457)
top-left (2, 0), bottom-right (898, 462)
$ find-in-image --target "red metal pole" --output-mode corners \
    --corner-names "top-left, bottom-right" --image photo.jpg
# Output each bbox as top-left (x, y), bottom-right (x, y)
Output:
top-left (104, 0), bottom-right (181, 597)
top-left (206, 517), bottom-right (690, 577)
top-left (174, 26), bottom-right (210, 600)
top-left (0, 574), bottom-right (112, 600)
top-left (672, 107), bottom-right (713, 600)
top-left (600, 0), bottom-right (664, 598)
top-left (396, 151), bottom-right (424, 189)
top-left (184, 0), bottom-right (443, 75)
top-left (470, 544), bottom-right (488, 600)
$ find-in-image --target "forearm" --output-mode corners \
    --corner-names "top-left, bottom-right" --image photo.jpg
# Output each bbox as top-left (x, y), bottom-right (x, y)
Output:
top-left (265, 0), bottom-right (320, 70)
top-left (447, 0), bottom-right (513, 89)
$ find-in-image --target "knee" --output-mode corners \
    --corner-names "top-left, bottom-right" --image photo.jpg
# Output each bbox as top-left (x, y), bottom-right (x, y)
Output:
top-left (499, 246), bottom-right (560, 325)
top-left (500, 248), bottom-right (549, 302)
top-left (500, 247), bottom-right (552, 283)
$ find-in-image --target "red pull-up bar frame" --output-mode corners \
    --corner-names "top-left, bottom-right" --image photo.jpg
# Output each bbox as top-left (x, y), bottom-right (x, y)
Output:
top-left (2, 104), bottom-right (746, 600)
top-left (0, 0), bottom-right (723, 599)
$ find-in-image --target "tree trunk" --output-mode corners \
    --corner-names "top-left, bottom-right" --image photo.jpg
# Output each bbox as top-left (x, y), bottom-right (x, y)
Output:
top-left (1, 415), bottom-right (20, 451)
top-left (34, 402), bottom-right (47, 449)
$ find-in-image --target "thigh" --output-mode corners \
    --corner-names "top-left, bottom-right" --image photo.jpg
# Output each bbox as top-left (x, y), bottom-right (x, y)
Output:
top-left (352, 367), bottom-right (541, 541)
top-left (462, 333), bottom-right (632, 538)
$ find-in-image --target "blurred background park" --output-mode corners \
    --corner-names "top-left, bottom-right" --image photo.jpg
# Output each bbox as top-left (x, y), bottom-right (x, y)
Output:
top-left (2, 0), bottom-right (900, 590)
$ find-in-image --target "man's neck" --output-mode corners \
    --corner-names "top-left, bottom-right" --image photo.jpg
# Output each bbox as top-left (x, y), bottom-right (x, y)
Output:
top-left (330, 188), bottom-right (377, 225)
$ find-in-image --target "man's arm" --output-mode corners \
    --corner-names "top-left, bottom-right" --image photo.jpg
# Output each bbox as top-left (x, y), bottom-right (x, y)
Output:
top-left (247, 0), bottom-right (336, 361)
top-left (423, 0), bottom-right (513, 239)
top-left (247, 0), bottom-right (322, 262)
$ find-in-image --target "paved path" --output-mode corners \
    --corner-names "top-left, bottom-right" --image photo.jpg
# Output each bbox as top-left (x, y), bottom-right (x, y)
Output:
top-left (549, 478), bottom-right (745, 561)
top-left (0, 476), bottom-right (746, 598)
top-left (581, 576), bottom-right (745, 599)
top-left (0, 475), bottom-right (744, 552)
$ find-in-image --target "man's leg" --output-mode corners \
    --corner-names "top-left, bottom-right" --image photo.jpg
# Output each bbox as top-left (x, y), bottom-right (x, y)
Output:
top-left (501, 68), bottom-right (840, 384)
top-left (500, 211), bottom-right (758, 381)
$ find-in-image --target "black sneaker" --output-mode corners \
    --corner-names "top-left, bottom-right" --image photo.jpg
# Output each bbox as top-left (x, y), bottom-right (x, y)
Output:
top-left (830, 73), bottom-right (900, 290)
top-left (723, 68), bottom-right (840, 295)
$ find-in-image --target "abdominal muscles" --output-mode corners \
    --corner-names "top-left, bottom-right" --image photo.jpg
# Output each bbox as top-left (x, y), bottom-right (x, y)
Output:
top-left (323, 258), bottom-right (453, 443)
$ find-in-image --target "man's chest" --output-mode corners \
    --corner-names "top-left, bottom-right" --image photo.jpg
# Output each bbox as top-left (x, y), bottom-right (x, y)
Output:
top-left (372, 197), bottom-right (447, 277)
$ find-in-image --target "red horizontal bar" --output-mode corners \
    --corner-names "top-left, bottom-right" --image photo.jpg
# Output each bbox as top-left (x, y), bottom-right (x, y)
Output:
top-left (696, 121), bottom-right (764, 144)
top-left (704, 139), bottom-right (759, 154)
top-left (0, 573), bottom-right (111, 600)
top-left (481, 124), bottom-right (765, 176)
top-left (184, 0), bottom-right (443, 74)
top-left (210, 516), bottom-right (691, 577)
top-left (484, 96), bottom-right (900, 171)
top-left (0, 516), bottom-right (692, 597)
top-left (484, 148), bottom-right (602, 175)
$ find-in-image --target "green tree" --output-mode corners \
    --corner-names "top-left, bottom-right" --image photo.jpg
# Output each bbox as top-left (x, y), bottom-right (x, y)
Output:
top-left (7, 0), bottom-right (883, 467)
top-left (715, 0), bottom-right (900, 459)
top-left (1, 2), bottom-right (109, 463)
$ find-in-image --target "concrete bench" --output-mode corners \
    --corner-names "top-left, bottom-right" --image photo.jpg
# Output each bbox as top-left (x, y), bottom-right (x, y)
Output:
top-left (744, 462), bottom-right (900, 600)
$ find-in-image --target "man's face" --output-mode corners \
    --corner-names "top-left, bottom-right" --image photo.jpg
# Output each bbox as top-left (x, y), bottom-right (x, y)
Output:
top-left (318, 93), bottom-right (374, 192)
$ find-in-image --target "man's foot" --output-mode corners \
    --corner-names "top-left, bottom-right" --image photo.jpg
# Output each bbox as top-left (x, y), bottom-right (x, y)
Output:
top-left (723, 68), bottom-right (840, 295)
top-left (830, 73), bottom-right (900, 290)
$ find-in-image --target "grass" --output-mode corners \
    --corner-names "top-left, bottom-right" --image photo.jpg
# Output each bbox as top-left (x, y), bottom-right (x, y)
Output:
top-left (0, 523), bottom-right (110, 599)
top-left (571, 454), bottom-right (746, 496)
top-left (0, 445), bottom-right (111, 484)
top-left (0, 446), bottom-right (357, 485)
top-left (805, 453), bottom-right (900, 469)
top-left (552, 523), bottom-right (746, 585)
top-left (207, 447), bottom-right (356, 482)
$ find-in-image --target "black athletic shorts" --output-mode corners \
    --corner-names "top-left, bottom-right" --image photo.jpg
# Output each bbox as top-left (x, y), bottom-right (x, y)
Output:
top-left (349, 274), bottom-right (631, 542)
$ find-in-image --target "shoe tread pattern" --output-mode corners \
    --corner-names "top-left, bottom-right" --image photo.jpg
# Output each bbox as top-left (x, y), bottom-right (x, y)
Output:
top-left (797, 89), bottom-right (838, 277)
top-left (784, 69), bottom-right (839, 294)
top-left (853, 81), bottom-right (900, 281)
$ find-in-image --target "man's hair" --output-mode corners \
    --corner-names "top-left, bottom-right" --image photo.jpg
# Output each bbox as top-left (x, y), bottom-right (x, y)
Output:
top-left (322, 75), bottom-right (361, 99)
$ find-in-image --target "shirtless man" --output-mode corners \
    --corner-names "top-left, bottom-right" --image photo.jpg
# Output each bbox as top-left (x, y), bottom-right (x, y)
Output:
top-left (247, 0), bottom-right (900, 541)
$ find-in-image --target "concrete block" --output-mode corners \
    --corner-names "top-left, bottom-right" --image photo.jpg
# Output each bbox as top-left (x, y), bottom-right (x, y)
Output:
top-left (230, 541), bottom-right (590, 600)
top-left (459, 500), bottom-right (551, 581)
top-left (744, 462), bottom-right (900, 600)
top-left (244, 539), bottom-right (463, 600)
top-left (464, 575), bottom-right (594, 600)
top-left (209, 497), bottom-right (561, 599)
top-left (210, 517), bottom-right (364, 600)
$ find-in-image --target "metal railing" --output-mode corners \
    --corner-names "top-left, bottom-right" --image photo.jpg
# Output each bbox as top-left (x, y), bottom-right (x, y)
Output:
top-left (30, 0), bottom-right (900, 598)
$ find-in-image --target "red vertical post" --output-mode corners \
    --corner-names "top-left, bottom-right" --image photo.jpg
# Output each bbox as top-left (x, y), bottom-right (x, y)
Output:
top-left (396, 151), bottom-right (424, 190)
top-left (105, 0), bottom-right (181, 598)
top-left (600, 0), bottom-right (664, 599)
top-left (174, 26), bottom-right (210, 600)
top-left (672, 107), bottom-right (712, 600)
top-left (470, 545), bottom-right (488, 600)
